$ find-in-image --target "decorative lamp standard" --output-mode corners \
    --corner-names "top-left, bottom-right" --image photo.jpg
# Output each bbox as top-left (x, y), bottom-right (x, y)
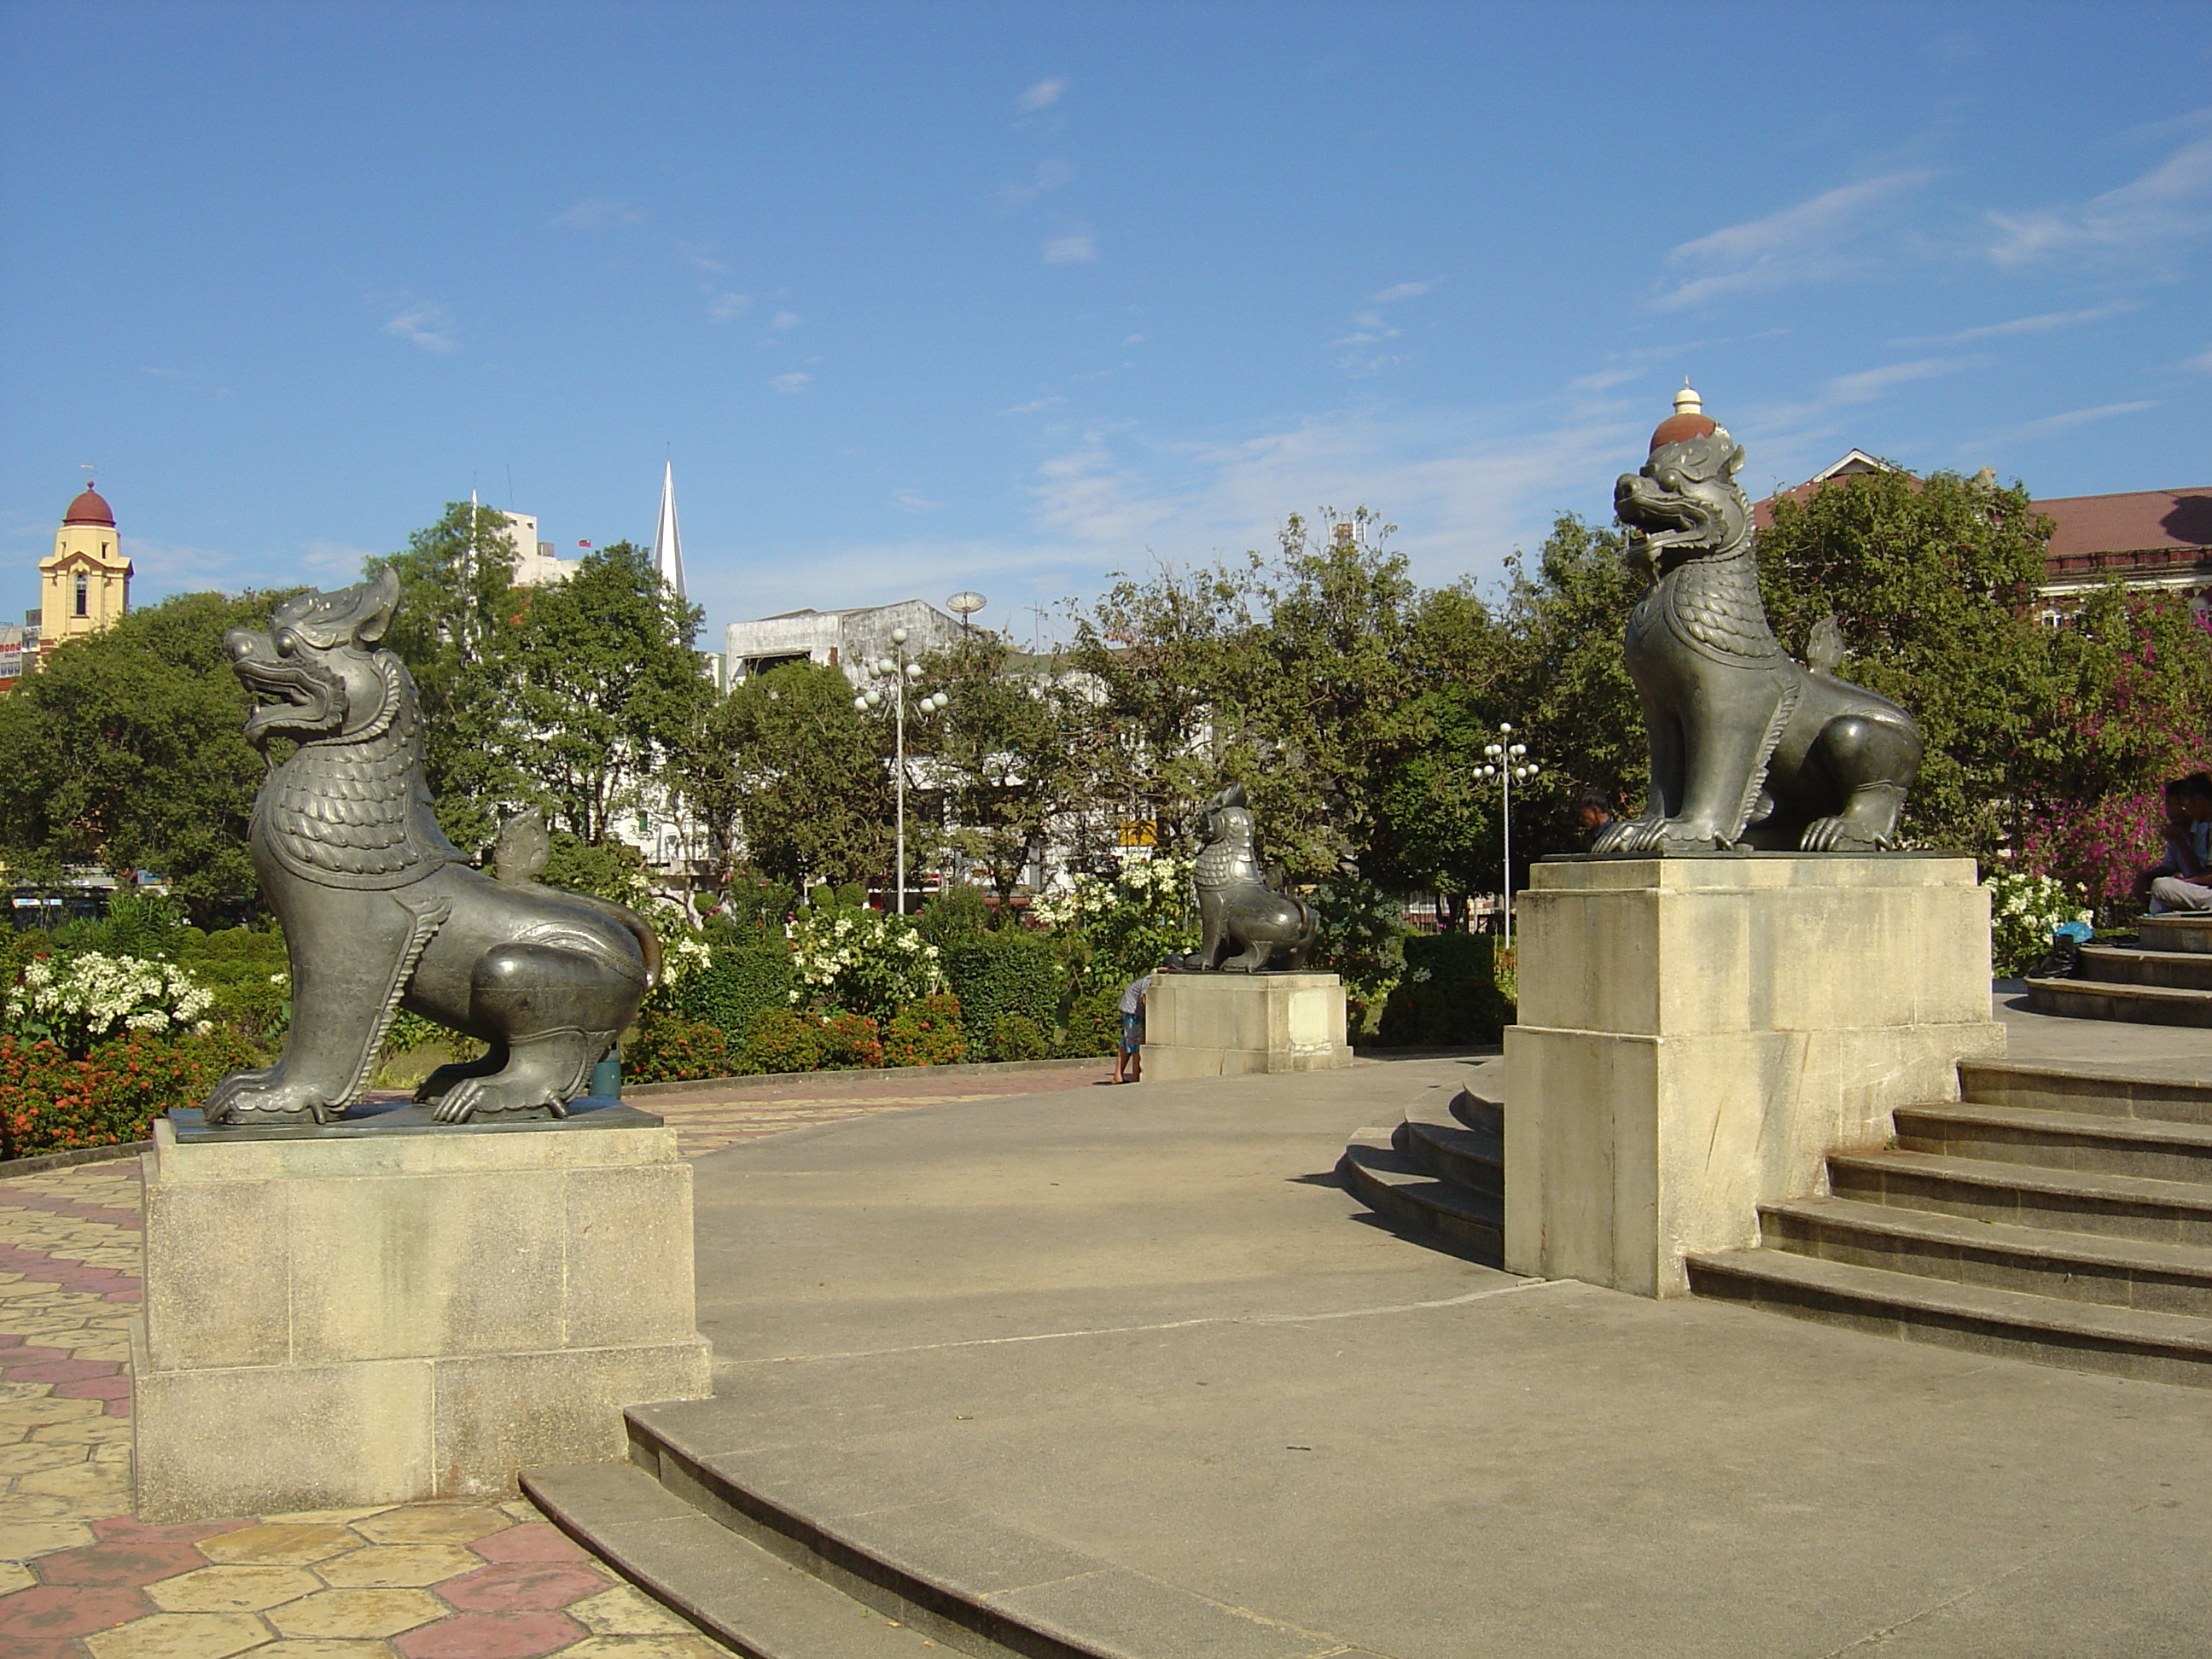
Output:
top-left (853, 626), bottom-right (951, 914)
top-left (1477, 724), bottom-right (1541, 946)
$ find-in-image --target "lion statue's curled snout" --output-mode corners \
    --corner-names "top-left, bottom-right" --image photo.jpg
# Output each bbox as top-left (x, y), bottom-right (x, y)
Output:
top-left (207, 569), bottom-right (660, 1126)
top-left (1593, 393), bottom-right (1923, 857)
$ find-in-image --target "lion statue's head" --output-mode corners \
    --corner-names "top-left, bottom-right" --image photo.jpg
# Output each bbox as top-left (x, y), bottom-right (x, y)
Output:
top-left (1614, 428), bottom-right (1751, 575)
top-left (224, 567), bottom-right (402, 750)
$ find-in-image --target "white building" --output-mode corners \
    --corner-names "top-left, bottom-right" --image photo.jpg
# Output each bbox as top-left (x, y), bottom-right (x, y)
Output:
top-left (725, 598), bottom-right (969, 687)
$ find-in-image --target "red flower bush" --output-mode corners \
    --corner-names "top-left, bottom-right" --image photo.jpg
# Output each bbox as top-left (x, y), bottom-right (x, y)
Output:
top-left (0, 1027), bottom-right (264, 1160)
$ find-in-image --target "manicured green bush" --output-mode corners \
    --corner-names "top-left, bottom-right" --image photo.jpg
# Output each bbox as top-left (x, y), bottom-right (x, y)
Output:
top-left (882, 994), bottom-right (968, 1067)
top-left (988, 1011), bottom-right (1051, 1062)
top-left (942, 929), bottom-right (1060, 1056)
top-left (1375, 933), bottom-right (1513, 1047)
top-left (177, 926), bottom-right (290, 1044)
top-left (813, 1011), bottom-right (884, 1070)
top-left (1055, 988), bottom-right (1120, 1059)
top-left (0, 1026), bottom-right (265, 1160)
top-left (678, 940), bottom-right (795, 1039)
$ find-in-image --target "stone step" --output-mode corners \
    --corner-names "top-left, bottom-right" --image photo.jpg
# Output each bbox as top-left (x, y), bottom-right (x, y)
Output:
top-left (2075, 945), bottom-right (2212, 992)
top-left (1335, 1133), bottom-right (1504, 1262)
top-left (1895, 1101), bottom-right (2212, 1185)
top-left (1957, 1059), bottom-right (2212, 1127)
top-left (1450, 1086), bottom-right (1503, 1138)
top-left (2139, 914), bottom-right (2212, 955)
top-left (1684, 1247), bottom-right (2212, 1388)
top-left (1395, 1100), bottom-right (1504, 1197)
top-left (521, 1462), bottom-right (944, 1659)
top-left (1759, 1195), bottom-right (2212, 1318)
top-left (1828, 1148), bottom-right (2212, 1247)
top-left (2025, 975), bottom-right (2212, 1029)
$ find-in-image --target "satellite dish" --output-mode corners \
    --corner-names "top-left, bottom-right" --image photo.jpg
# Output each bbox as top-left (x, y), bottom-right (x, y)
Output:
top-left (946, 591), bottom-right (987, 618)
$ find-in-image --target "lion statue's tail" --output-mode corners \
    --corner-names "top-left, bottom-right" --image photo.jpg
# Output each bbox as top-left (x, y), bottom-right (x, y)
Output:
top-left (494, 810), bottom-right (666, 988)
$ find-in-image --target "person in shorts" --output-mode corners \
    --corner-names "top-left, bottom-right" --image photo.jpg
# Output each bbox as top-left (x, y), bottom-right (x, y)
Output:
top-left (1115, 966), bottom-right (1159, 1084)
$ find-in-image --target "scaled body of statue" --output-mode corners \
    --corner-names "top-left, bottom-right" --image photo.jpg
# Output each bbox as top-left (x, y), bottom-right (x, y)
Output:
top-left (206, 569), bottom-right (660, 1126)
top-left (1190, 785), bottom-right (1318, 971)
top-left (1593, 391), bottom-right (1923, 856)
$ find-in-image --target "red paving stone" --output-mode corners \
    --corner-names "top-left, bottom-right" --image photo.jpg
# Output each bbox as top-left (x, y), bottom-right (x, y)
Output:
top-left (434, 1560), bottom-right (612, 1613)
top-left (469, 1524), bottom-right (591, 1563)
top-left (87, 1515), bottom-right (255, 1545)
top-left (53, 1374), bottom-right (133, 1400)
top-left (5, 1359), bottom-right (122, 1383)
top-left (0, 1585), bottom-right (151, 1639)
top-left (394, 1609), bottom-right (588, 1658)
top-left (35, 1540), bottom-right (211, 1586)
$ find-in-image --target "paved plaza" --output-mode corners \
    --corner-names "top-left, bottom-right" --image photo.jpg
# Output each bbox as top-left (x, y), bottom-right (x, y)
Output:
top-left (0, 1067), bottom-right (1108, 1657)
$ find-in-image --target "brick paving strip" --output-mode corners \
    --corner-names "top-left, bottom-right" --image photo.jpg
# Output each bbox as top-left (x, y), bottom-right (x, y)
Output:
top-left (0, 1066), bottom-right (1109, 1655)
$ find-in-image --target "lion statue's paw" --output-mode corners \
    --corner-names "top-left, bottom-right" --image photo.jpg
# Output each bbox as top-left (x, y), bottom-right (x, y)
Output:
top-left (204, 1071), bottom-right (339, 1126)
top-left (429, 1074), bottom-right (569, 1125)
top-left (1797, 816), bottom-right (1884, 853)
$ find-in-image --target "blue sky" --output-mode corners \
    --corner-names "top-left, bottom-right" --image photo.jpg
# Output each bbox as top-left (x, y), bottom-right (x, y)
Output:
top-left (3, 3), bottom-right (2209, 651)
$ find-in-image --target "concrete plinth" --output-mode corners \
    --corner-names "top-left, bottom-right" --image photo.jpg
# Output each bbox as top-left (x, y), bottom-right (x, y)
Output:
top-left (132, 1105), bottom-right (713, 1522)
top-left (1142, 971), bottom-right (1352, 1080)
top-left (1504, 855), bottom-right (2005, 1298)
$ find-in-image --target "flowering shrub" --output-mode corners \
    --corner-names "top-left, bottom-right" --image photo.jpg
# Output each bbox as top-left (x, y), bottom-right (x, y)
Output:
top-left (882, 994), bottom-right (968, 1068)
top-left (625, 1014), bottom-right (735, 1084)
top-left (0, 1027), bottom-right (264, 1159)
top-left (787, 904), bottom-right (941, 1021)
top-left (743, 1008), bottom-right (822, 1074)
top-left (5, 952), bottom-right (215, 1058)
top-left (1984, 868), bottom-right (2094, 977)
top-left (1054, 989), bottom-right (1119, 1059)
top-left (1032, 853), bottom-right (1199, 992)
top-left (813, 1011), bottom-right (883, 1070)
top-left (988, 1012), bottom-right (1050, 1062)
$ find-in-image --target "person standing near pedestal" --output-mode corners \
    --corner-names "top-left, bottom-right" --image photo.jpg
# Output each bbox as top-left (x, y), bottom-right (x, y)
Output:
top-left (1115, 965), bottom-right (1160, 1083)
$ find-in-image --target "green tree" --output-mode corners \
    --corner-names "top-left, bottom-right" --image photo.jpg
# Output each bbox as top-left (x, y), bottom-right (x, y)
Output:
top-left (910, 633), bottom-right (1078, 901)
top-left (1755, 467), bottom-right (2056, 855)
top-left (367, 501), bottom-right (529, 851)
top-left (504, 544), bottom-right (711, 846)
top-left (0, 590), bottom-right (300, 923)
top-left (713, 661), bottom-right (893, 889)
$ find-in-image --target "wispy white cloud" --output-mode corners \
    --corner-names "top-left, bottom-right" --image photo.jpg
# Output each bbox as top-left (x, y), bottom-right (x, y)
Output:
top-left (1122, 334), bottom-right (1144, 346)
top-left (1890, 301), bottom-right (2140, 348)
top-left (1566, 366), bottom-right (1644, 394)
top-left (550, 198), bottom-right (646, 230)
top-left (1369, 279), bottom-right (1438, 303)
top-left (1004, 395), bottom-right (1067, 416)
top-left (1957, 400), bottom-right (2160, 457)
top-left (1986, 125), bottom-right (2212, 266)
top-left (769, 372), bottom-right (812, 394)
top-left (1824, 356), bottom-right (1977, 405)
top-left (1016, 78), bottom-right (1068, 112)
top-left (892, 491), bottom-right (945, 513)
top-left (678, 243), bottom-right (729, 273)
top-left (1030, 439), bottom-right (1179, 543)
top-left (1043, 232), bottom-right (1097, 265)
top-left (769, 311), bottom-right (802, 331)
top-left (2188, 345), bottom-right (2212, 374)
top-left (1654, 171), bottom-right (1933, 309)
top-left (998, 158), bottom-right (1074, 209)
top-left (383, 304), bottom-right (458, 353)
top-left (707, 292), bottom-right (752, 323)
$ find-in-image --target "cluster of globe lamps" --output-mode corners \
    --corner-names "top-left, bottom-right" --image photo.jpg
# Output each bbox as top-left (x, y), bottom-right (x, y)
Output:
top-left (1479, 723), bottom-right (1540, 947)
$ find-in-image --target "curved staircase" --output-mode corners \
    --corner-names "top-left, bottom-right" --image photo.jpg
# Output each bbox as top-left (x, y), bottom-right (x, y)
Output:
top-left (2029, 913), bottom-right (2212, 1027)
top-left (1334, 1081), bottom-right (1504, 1264)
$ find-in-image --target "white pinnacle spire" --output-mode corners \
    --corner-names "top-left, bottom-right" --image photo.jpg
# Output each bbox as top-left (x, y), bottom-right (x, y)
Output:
top-left (653, 462), bottom-right (685, 600)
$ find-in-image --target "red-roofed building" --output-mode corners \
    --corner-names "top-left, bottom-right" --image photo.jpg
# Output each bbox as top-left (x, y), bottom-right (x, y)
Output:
top-left (1758, 451), bottom-right (2212, 622)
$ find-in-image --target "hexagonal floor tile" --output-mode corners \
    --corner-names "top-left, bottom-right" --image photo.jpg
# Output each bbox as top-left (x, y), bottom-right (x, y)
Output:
top-left (433, 1562), bottom-right (610, 1615)
top-left (352, 1508), bottom-right (511, 1548)
top-left (145, 1564), bottom-right (323, 1613)
top-left (83, 1610), bottom-right (271, 1659)
top-left (316, 1545), bottom-right (481, 1589)
top-left (0, 1583), bottom-right (148, 1640)
top-left (552, 1637), bottom-right (730, 1659)
top-left (251, 1643), bottom-right (404, 1659)
top-left (267, 1587), bottom-right (446, 1640)
top-left (197, 1524), bottom-right (360, 1567)
top-left (564, 1586), bottom-right (696, 1638)
top-left (467, 1525), bottom-right (587, 1565)
top-left (35, 1539), bottom-right (210, 1586)
top-left (392, 1610), bottom-right (585, 1659)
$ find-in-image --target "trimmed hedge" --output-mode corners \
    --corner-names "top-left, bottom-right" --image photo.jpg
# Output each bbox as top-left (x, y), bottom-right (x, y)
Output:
top-left (0, 1027), bottom-right (265, 1160)
top-left (942, 930), bottom-right (1060, 1057)
top-left (1376, 933), bottom-right (1514, 1046)
top-left (882, 994), bottom-right (968, 1068)
top-left (679, 940), bottom-right (795, 1039)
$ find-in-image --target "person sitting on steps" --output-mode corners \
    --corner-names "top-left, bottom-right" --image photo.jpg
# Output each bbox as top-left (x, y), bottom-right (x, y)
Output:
top-left (2145, 773), bottom-right (2212, 915)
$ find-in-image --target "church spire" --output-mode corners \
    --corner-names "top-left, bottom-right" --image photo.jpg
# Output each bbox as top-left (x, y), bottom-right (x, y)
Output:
top-left (654, 462), bottom-right (685, 601)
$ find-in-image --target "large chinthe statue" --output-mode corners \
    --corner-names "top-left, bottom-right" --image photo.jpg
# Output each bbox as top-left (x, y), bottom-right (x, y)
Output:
top-left (1190, 784), bottom-right (1318, 971)
top-left (1592, 388), bottom-right (1922, 855)
top-left (207, 568), bottom-right (659, 1125)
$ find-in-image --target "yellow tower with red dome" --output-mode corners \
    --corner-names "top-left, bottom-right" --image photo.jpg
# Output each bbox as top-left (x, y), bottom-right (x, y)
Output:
top-left (38, 481), bottom-right (132, 651)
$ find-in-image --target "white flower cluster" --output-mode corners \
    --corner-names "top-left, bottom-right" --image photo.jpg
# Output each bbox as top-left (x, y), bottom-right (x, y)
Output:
top-left (1031, 853), bottom-right (1194, 929)
top-left (661, 934), bottom-right (714, 987)
top-left (784, 907), bottom-right (941, 1010)
top-left (7, 952), bottom-right (216, 1048)
top-left (1982, 870), bottom-right (2095, 976)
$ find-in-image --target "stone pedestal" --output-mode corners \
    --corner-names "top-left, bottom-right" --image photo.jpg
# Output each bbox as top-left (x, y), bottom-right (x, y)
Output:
top-left (1142, 972), bottom-right (1353, 1080)
top-left (132, 1106), bottom-right (713, 1522)
top-left (1503, 855), bottom-right (2005, 1298)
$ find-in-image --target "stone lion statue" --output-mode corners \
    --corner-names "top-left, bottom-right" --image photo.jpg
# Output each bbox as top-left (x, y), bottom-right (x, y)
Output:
top-left (1190, 785), bottom-right (1318, 972)
top-left (1592, 392), bottom-right (1923, 855)
top-left (207, 569), bottom-right (660, 1126)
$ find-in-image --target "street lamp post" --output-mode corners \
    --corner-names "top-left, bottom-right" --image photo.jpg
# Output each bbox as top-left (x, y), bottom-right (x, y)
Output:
top-left (853, 627), bottom-right (950, 914)
top-left (1477, 724), bottom-right (1541, 946)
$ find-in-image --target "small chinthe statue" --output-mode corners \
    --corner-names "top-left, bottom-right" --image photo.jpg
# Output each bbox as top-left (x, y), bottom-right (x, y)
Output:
top-left (1189, 784), bottom-right (1318, 971)
top-left (207, 569), bottom-right (660, 1126)
top-left (1593, 387), bottom-right (1923, 855)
